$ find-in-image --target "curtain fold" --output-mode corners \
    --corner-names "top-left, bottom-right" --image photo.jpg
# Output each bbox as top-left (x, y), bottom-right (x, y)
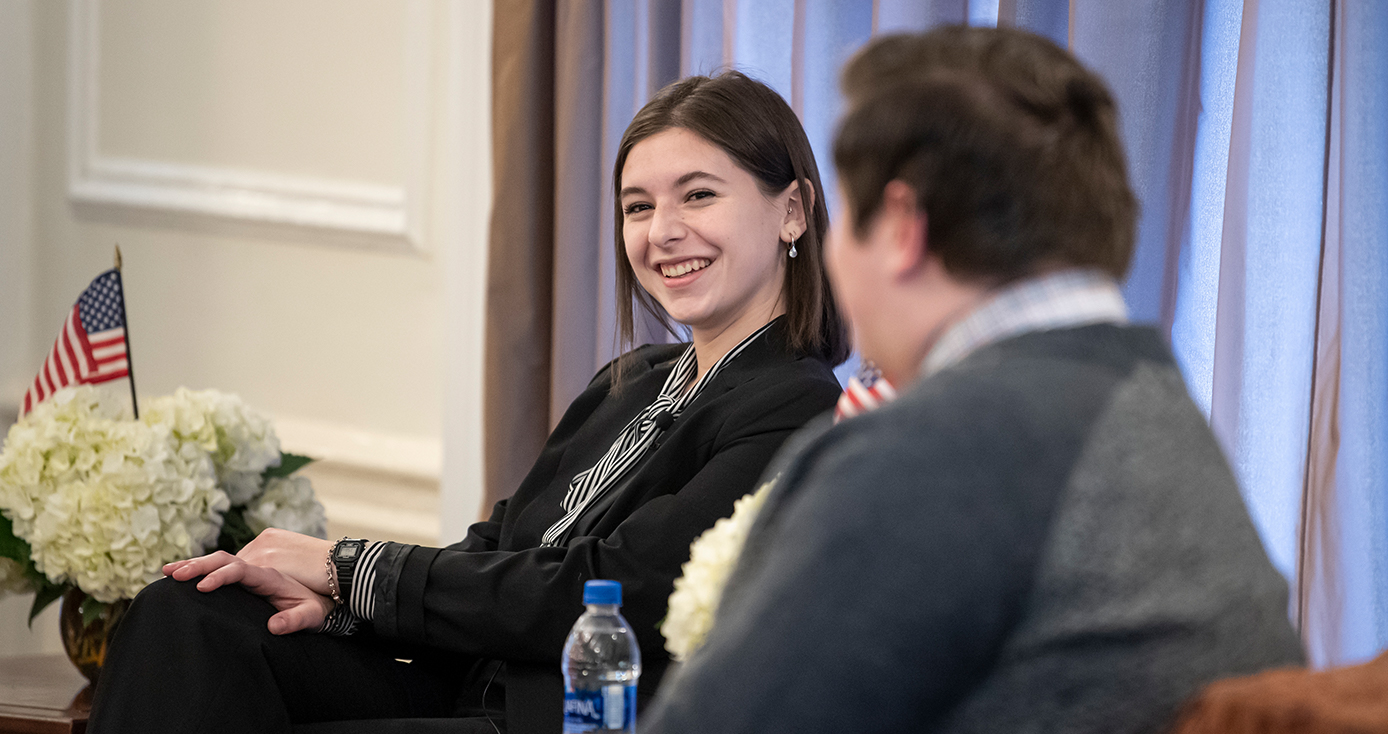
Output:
top-left (1001, 0), bottom-right (1069, 46)
top-left (485, 0), bottom-right (1388, 665)
top-left (873, 0), bottom-right (966, 31)
top-left (1067, 0), bottom-right (1201, 327)
top-left (1209, 0), bottom-right (1330, 582)
top-left (1170, 0), bottom-right (1243, 417)
top-left (1301, 0), bottom-right (1388, 667)
top-left (486, 0), bottom-right (556, 512)
top-left (549, 1), bottom-right (605, 426)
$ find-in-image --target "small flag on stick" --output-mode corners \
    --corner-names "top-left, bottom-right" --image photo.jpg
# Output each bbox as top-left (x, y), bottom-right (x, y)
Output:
top-left (20, 262), bottom-right (135, 417)
top-left (833, 361), bottom-right (897, 424)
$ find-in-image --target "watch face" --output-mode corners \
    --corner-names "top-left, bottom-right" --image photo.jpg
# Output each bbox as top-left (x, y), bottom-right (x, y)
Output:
top-left (336, 542), bottom-right (361, 560)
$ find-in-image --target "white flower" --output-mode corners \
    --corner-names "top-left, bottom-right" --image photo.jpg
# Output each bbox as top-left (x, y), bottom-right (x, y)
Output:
top-left (243, 475), bottom-right (327, 539)
top-left (661, 478), bottom-right (776, 662)
top-left (142, 388), bottom-right (282, 506)
top-left (0, 386), bottom-right (227, 602)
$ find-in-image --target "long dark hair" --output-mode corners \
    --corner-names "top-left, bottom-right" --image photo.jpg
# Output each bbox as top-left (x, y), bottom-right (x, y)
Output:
top-left (611, 71), bottom-right (849, 385)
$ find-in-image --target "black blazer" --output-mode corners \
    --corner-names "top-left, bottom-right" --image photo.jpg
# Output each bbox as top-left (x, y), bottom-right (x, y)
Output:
top-left (366, 319), bottom-right (842, 733)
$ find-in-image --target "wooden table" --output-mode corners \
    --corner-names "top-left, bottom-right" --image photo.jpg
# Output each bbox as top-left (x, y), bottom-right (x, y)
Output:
top-left (0, 655), bottom-right (90, 733)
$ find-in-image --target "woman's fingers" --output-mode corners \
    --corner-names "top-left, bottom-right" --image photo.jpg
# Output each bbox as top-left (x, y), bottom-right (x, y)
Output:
top-left (267, 599), bottom-right (329, 636)
top-left (166, 551), bottom-right (238, 582)
top-left (195, 557), bottom-right (286, 595)
top-left (162, 556), bottom-right (206, 577)
top-left (166, 529), bottom-right (336, 596)
top-left (161, 530), bottom-right (338, 598)
top-left (177, 553), bottom-right (334, 634)
top-left (194, 553), bottom-right (254, 591)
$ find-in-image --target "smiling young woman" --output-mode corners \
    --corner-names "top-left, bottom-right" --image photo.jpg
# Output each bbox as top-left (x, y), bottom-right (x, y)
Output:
top-left (89, 72), bottom-right (848, 734)
top-left (620, 127), bottom-right (797, 379)
top-left (612, 72), bottom-right (849, 387)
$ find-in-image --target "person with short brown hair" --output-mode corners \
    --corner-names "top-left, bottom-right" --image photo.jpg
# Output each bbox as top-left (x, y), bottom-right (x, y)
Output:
top-left (835, 27), bottom-right (1137, 283)
top-left (642, 27), bottom-right (1302, 734)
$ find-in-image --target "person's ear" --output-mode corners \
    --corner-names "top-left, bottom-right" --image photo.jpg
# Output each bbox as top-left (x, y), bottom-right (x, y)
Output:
top-left (780, 180), bottom-right (814, 242)
top-left (879, 180), bottom-right (928, 277)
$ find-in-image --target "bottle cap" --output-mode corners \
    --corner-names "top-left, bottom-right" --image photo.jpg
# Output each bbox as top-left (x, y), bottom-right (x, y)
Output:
top-left (584, 579), bottom-right (622, 605)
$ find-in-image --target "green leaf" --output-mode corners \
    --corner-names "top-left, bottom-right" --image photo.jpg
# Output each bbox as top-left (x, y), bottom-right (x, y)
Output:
top-left (28, 581), bottom-right (64, 626)
top-left (217, 507), bottom-right (258, 553)
top-left (0, 512), bottom-right (31, 566)
top-left (262, 452), bottom-right (314, 480)
top-left (79, 596), bottom-right (106, 627)
top-left (0, 514), bottom-right (60, 612)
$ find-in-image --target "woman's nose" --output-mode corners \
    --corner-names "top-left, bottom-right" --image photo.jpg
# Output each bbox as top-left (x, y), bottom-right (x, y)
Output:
top-left (647, 205), bottom-right (685, 247)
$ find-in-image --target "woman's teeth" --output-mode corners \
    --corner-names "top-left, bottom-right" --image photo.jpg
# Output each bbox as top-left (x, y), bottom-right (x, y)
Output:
top-left (661, 259), bottom-right (711, 278)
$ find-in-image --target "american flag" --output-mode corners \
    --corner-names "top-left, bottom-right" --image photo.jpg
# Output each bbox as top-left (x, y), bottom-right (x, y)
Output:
top-left (833, 361), bottom-right (898, 424)
top-left (21, 269), bottom-right (131, 416)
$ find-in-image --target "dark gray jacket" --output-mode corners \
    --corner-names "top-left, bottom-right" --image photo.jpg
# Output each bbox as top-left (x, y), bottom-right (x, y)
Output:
top-left (644, 324), bottom-right (1304, 734)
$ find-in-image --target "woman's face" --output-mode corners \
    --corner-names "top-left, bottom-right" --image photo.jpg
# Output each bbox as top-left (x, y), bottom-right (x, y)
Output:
top-left (620, 127), bottom-right (796, 342)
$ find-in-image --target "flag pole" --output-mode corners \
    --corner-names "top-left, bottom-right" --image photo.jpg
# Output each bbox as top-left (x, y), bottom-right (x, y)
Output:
top-left (114, 245), bottom-right (139, 419)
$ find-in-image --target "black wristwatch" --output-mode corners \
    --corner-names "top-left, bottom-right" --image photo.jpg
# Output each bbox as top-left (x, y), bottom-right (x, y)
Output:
top-left (331, 538), bottom-right (366, 604)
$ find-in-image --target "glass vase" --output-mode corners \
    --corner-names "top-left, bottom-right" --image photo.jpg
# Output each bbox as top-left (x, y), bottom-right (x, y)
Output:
top-left (59, 588), bottom-right (131, 685)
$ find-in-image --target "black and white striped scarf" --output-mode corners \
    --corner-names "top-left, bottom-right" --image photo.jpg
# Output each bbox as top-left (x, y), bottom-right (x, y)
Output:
top-left (539, 320), bottom-right (777, 547)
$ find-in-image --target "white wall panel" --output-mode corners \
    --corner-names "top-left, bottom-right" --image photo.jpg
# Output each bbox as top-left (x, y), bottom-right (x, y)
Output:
top-left (68, 0), bottom-right (434, 251)
top-left (0, 0), bottom-right (35, 404)
top-left (31, 0), bottom-right (459, 446)
top-left (93, 0), bottom-right (407, 182)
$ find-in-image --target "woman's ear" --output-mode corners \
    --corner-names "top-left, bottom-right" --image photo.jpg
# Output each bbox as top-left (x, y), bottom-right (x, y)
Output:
top-left (780, 180), bottom-right (815, 242)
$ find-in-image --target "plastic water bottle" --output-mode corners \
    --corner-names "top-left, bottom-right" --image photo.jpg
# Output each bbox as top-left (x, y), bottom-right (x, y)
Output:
top-left (562, 580), bottom-right (642, 733)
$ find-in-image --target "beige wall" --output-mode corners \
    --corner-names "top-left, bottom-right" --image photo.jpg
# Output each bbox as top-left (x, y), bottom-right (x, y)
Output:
top-left (0, 0), bottom-right (35, 405)
top-left (0, 0), bottom-right (491, 654)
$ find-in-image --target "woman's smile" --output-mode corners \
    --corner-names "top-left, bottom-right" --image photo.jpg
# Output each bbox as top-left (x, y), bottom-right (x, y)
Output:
top-left (659, 257), bottom-right (713, 281)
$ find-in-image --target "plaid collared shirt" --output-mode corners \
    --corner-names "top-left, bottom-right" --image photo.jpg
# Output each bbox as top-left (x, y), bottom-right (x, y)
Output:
top-left (921, 268), bottom-right (1129, 380)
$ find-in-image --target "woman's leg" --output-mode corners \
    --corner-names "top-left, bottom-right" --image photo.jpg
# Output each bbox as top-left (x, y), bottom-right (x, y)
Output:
top-left (88, 577), bottom-right (464, 734)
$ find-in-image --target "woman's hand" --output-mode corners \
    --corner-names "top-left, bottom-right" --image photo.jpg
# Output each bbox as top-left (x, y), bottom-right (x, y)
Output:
top-left (165, 551), bottom-right (334, 635)
top-left (163, 529), bottom-right (335, 596)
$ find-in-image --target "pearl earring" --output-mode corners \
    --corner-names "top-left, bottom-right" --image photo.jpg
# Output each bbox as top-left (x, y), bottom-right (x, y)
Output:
top-left (787, 208), bottom-right (798, 258)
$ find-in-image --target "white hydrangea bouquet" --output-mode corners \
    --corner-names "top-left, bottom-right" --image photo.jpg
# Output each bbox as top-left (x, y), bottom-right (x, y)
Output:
top-left (0, 385), bottom-right (327, 626)
top-left (660, 478), bottom-right (775, 662)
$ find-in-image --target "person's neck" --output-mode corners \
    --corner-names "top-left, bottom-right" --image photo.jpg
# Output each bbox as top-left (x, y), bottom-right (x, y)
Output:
top-left (689, 305), bottom-right (785, 384)
top-left (879, 275), bottom-right (993, 389)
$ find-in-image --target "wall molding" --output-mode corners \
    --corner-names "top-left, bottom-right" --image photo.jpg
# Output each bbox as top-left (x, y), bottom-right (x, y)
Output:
top-left (65, 0), bottom-right (434, 252)
top-left (0, 397), bottom-right (440, 482)
top-left (272, 415), bottom-right (442, 481)
top-left (319, 494), bottom-right (441, 545)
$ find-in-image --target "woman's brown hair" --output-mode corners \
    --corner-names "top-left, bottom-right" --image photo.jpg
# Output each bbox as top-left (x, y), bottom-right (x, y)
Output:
top-left (611, 71), bottom-right (849, 384)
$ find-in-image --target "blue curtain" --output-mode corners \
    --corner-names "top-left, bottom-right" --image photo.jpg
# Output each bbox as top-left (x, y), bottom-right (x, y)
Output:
top-left (1301, 1), bottom-right (1388, 667)
top-left (541, 0), bottom-right (1387, 667)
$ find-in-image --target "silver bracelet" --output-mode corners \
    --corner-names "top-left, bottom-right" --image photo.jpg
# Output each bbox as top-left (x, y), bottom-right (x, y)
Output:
top-left (325, 537), bottom-right (345, 605)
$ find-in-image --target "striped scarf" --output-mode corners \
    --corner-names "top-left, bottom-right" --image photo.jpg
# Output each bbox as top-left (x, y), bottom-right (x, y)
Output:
top-left (540, 321), bottom-right (778, 547)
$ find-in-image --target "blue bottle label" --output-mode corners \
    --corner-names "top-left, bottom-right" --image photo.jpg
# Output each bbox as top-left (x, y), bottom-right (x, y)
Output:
top-left (563, 684), bottom-right (637, 732)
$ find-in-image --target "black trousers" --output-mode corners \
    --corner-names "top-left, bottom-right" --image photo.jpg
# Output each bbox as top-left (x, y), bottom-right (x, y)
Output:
top-left (88, 577), bottom-right (503, 734)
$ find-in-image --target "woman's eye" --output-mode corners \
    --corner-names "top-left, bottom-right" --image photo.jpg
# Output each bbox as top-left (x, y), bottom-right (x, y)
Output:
top-left (687, 190), bottom-right (715, 202)
top-left (623, 202), bottom-right (652, 216)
